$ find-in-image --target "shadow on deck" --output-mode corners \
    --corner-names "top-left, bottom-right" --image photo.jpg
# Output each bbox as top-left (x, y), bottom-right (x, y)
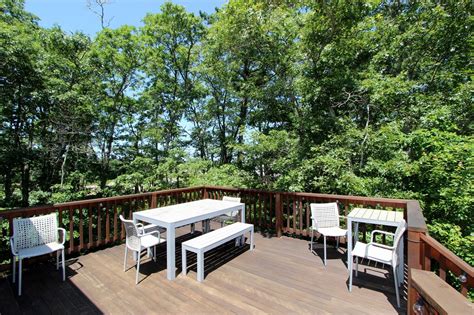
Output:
top-left (0, 225), bottom-right (406, 314)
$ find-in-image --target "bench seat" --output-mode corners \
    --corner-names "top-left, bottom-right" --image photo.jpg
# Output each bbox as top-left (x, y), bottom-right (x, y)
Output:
top-left (181, 222), bottom-right (254, 282)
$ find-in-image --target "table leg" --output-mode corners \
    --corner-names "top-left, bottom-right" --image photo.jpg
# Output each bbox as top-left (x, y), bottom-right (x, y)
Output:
top-left (166, 227), bottom-right (176, 280)
top-left (347, 218), bottom-right (352, 275)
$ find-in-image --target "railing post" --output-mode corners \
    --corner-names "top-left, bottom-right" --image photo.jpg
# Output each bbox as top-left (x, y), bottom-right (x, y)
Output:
top-left (203, 186), bottom-right (208, 199)
top-left (275, 193), bottom-right (282, 237)
top-left (150, 193), bottom-right (157, 208)
top-left (406, 200), bottom-right (428, 315)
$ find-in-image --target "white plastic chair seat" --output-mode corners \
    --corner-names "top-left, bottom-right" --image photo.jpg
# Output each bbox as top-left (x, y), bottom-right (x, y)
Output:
top-left (142, 224), bottom-right (166, 235)
top-left (17, 242), bottom-right (64, 259)
top-left (316, 227), bottom-right (347, 237)
top-left (352, 242), bottom-right (392, 264)
top-left (140, 234), bottom-right (164, 249)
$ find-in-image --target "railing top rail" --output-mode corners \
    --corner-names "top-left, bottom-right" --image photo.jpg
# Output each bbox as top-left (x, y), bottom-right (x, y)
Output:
top-left (0, 186), bottom-right (204, 219)
top-left (204, 185), bottom-right (409, 206)
top-left (420, 233), bottom-right (474, 281)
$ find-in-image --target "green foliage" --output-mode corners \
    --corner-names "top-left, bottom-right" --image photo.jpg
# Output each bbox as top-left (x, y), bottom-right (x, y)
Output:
top-left (0, 0), bottom-right (472, 268)
top-left (429, 223), bottom-right (473, 267)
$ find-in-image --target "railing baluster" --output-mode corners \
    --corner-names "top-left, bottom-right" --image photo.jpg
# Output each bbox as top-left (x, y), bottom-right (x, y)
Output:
top-left (88, 205), bottom-right (93, 249)
top-left (97, 204), bottom-right (102, 246)
top-left (68, 206), bottom-right (74, 254)
top-left (105, 202), bottom-right (110, 244)
top-left (113, 201), bottom-right (118, 242)
top-left (79, 206), bottom-right (84, 251)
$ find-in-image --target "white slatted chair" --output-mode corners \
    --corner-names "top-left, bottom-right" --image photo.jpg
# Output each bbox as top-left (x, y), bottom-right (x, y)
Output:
top-left (310, 202), bottom-right (347, 265)
top-left (120, 215), bottom-right (164, 284)
top-left (10, 213), bottom-right (66, 296)
top-left (350, 219), bottom-right (407, 308)
top-left (213, 196), bottom-right (242, 228)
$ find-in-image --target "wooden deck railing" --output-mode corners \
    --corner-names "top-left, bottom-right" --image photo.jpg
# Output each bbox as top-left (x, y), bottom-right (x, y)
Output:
top-left (0, 185), bottom-right (472, 312)
top-left (0, 187), bottom-right (203, 267)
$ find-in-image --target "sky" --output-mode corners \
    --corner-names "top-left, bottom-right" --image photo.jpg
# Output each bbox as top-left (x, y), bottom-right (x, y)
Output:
top-left (25, 0), bottom-right (227, 36)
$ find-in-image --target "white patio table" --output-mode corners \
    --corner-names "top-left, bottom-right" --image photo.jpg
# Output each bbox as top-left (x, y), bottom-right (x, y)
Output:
top-left (347, 208), bottom-right (405, 285)
top-left (133, 198), bottom-right (245, 280)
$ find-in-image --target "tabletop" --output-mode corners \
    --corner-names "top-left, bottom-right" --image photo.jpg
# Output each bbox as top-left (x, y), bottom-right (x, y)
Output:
top-left (348, 207), bottom-right (404, 225)
top-left (133, 199), bottom-right (244, 226)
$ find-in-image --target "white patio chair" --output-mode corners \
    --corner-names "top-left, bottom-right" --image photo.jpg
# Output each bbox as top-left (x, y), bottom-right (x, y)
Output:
top-left (213, 196), bottom-right (242, 228)
top-left (120, 215), bottom-right (164, 284)
top-left (10, 213), bottom-right (66, 296)
top-left (349, 219), bottom-right (407, 308)
top-left (310, 202), bottom-right (347, 266)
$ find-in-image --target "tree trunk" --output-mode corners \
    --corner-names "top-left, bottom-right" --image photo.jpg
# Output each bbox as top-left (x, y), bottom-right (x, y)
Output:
top-left (3, 168), bottom-right (13, 206)
top-left (21, 162), bottom-right (30, 207)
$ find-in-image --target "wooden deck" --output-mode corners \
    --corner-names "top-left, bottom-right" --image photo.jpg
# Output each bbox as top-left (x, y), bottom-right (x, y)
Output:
top-left (0, 225), bottom-right (406, 314)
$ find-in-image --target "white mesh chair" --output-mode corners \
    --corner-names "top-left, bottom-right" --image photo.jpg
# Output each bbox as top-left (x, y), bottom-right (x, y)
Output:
top-left (120, 215), bottom-right (164, 284)
top-left (310, 202), bottom-right (347, 265)
top-left (213, 196), bottom-right (242, 228)
top-left (10, 213), bottom-right (66, 296)
top-left (350, 219), bottom-right (407, 308)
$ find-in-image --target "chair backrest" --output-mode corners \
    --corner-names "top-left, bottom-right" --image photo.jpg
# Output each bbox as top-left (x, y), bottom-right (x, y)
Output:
top-left (119, 215), bottom-right (141, 251)
top-left (393, 219), bottom-right (407, 249)
top-left (222, 196), bottom-right (241, 203)
top-left (391, 219), bottom-right (407, 263)
top-left (310, 203), bottom-right (340, 229)
top-left (222, 196), bottom-right (241, 216)
top-left (13, 213), bottom-right (58, 251)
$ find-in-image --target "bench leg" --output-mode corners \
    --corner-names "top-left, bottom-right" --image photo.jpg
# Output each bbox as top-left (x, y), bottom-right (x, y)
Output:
top-left (250, 228), bottom-right (254, 250)
top-left (190, 223), bottom-right (195, 234)
top-left (182, 247), bottom-right (187, 276)
top-left (197, 251), bottom-right (204, 282)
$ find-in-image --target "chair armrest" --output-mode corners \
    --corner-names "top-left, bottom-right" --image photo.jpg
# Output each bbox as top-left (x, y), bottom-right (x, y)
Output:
top-left (10, 237), bottom-right (18, 256)
top-left (370, 230), bottom-right (395, 243)
top-left (58, 228), bottom-right (67, 245)
top-left (140, 230), bottom-right (160, 240)
top-left (367, 242), bottom-right (395, 250)
top-left (136, 223), bottom-right (145, 235)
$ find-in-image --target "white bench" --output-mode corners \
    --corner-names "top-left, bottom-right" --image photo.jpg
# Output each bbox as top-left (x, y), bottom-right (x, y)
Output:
top-left (181, 222), bottom-right (254, 282)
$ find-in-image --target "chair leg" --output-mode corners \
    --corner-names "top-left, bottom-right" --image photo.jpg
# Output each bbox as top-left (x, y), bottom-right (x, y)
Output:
top-left (336, 237), bottom-right (339, 249)
top-left (153, 246), bottom-right (156, 262)
top-left (135, 252), bottom-right (141, 285)
top-left (18, 258), bottom-right (22, 296)
top-left (123, 246), bottom-right (128, 271)
top-left (393, 265), bottom-right (400, 308)
top-left (323, 235), bottom-right (327, 266)
top-left (310, 229), bottom-right (314, 252)
top-left (12, 256), bottom-right (16, 284)
top-left (57, 251), bottom-right (60, 270)
top-left (61, 249), bottom-right (65, 281)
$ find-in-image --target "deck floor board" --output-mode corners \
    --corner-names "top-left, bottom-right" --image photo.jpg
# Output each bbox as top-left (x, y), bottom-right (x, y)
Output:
top-left (1, 224), bottom-right (405, 314)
